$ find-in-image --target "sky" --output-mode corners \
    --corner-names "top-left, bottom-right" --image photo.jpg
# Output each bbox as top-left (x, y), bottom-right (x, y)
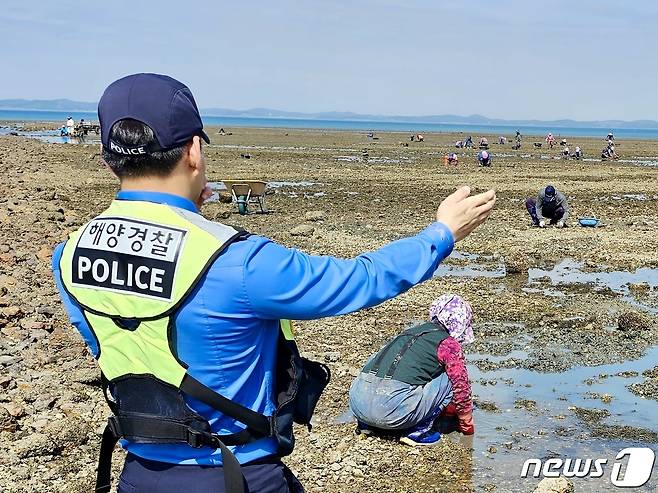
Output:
top-left (1, 0), bottom-right (657, 121)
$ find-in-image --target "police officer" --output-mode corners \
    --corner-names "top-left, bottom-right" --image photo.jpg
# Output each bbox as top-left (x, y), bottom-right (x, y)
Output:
top-left (52, 73), bottom-right (496, 493)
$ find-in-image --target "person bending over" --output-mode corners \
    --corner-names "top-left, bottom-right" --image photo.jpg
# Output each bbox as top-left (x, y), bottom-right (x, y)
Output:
top-left (477, 150), bottom-right (492, 167)
top-left (526, 185), bottom-right (569, 228)
top-left (349, 294), bottom-right (475, 446)
top-left (444, 153), bottom-right (459, 165)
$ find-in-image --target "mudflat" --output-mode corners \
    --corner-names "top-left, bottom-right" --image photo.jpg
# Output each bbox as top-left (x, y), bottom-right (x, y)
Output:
top-left (1, 126), bottom-right (657, 492)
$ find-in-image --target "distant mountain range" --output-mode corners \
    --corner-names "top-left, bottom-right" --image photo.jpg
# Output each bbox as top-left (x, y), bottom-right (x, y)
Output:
top-left (0, 99), bottom-right (98, 111)
top-left (2, 99), bottom-right (657, 129)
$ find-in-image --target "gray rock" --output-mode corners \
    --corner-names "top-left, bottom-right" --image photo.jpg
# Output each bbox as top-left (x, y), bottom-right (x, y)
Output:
top-left (290, 225), bottom-right (315, 237)
top-left (30, 329), bottom-right (49, 341)
top-left (305, 211), bottom-right (326, 222)
top-left (44, 418), bottom-right (90, 447)
top-left (14, 433), bottom-right (59, 458)
top-left (36, 306), bottom-right (56, 317)
top-left (32, 394), bottom-right (56, 412)
top-left (71, 368), bottom-right (101, 385)
top-left (617, 312), bottom-right (650, 332)
top-left (0, 406), bottom-right (17, 432)
top-left (533, 477), bottom-right (575, 493)
top-left (0, 355), bottom-right (22, 366)
top-left (505, 253), bottom-right (530, 275)
top-left (3, 401), bottom-right (25, 418)
top-left (323, 352), bottom-right (342, 363)
top-left (1, 306), bottom-right (21, 318)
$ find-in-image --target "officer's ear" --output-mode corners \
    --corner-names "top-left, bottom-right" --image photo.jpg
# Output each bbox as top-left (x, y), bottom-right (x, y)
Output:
top-left (186, 136), bottom-right (203, 175)
top-left (99, 144), bottom-right (116, 177)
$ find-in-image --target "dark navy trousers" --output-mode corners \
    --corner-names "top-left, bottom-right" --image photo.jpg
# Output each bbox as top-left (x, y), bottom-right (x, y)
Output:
top-left (117, 454), bottom-right (305, 493)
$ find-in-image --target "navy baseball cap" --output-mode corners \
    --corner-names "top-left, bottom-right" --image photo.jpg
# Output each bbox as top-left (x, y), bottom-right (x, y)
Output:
top-left (99, 73), bottom-right (209, 155)
top-left (545, 185), bottom-right (556, 197)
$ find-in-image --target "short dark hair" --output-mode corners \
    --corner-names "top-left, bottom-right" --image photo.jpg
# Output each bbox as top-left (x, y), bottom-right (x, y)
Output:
top-left (102, 119), bottom-right (187, 179)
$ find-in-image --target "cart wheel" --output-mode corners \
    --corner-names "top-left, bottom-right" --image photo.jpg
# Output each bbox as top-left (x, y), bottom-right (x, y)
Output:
top-left (237, 196), bottom-right (248, 215)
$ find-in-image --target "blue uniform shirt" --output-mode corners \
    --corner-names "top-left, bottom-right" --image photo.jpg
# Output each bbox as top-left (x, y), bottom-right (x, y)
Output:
top-left (52, 190), bottom-right (455, 465)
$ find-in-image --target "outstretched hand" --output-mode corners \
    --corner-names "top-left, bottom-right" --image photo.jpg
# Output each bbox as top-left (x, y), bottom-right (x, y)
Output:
top-left (436, 186), bottom-right (496, 242)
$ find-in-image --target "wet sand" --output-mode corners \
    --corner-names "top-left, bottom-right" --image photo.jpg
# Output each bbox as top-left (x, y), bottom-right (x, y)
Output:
top-left (0, 125), bottom-right (657, 492)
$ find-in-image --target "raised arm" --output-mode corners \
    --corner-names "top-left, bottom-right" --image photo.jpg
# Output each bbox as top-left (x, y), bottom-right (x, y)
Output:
top-left (244, 223), bottom-right (453, 319)
top-left (244, 186), bottom-right (496, 319)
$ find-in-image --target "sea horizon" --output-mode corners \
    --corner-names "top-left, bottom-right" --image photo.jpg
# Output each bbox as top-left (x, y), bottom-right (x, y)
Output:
top-left (2, 108), bottom-right (658, 140)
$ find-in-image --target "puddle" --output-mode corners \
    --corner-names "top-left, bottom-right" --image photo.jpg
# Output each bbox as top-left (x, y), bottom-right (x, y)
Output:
top-left (619, 159), bottom-right (658, 167)
top-left (470, 349), bottom-right (530, 365)
top-left (528, 259), bottom-right (658, 313)
top-left (466, 344), bottom-right (658, 491)
top-left (469, 345), bottom-right (658, 429)
top-left (329, 340), bottom-right (658, 492)
top-left (521, 286), bottom-right (569, 298)
top-left (611, 194), bottom-right (652, 201)
top-left (268, 181), bottom-right (319, 188)
top-left (335, 155), bottom-right (360, 162)
top-left (207, 181), bottom-right (324, 202)
top-left (334, 155), bottom-right (414, 164)
top-left (367, 156), bottom-right (414, 164)
top-left (208, 180), bottom-right (320, 190)
top-left (433, 251), bottom-right (506, 279)
top-left (0, 127), bottom-right (96, 145)
top-left (210, 144), bottom-right (358, 153)
top-left (599, 194), bottom-right (658, 202)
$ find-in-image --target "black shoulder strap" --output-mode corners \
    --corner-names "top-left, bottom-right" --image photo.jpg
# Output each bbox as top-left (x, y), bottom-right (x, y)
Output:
top-left (95, 424), bottom-right (120, 493)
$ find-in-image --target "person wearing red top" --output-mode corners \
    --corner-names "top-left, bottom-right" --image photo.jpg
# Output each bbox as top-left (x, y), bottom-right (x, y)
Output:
top-left (349, 294), bottom-right (475, 445)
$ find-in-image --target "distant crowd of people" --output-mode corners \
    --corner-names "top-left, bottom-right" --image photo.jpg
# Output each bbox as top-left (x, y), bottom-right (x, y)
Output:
top-left (59, 116), bottom-right (99, 137)
top-left (440, 129), bottom-right (619, 168)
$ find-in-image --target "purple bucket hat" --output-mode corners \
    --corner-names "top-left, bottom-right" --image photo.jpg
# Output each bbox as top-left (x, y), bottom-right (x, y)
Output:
top-left (429, 294), bottom-right (474, 344)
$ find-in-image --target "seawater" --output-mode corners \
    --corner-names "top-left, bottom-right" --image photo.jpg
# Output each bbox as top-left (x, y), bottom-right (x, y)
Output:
top-left (2, 109), bottom-right (658, 140)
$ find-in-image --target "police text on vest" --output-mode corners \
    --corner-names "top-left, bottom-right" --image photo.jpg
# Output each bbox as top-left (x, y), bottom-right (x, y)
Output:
top-left (71, 217), bottom-right (186, 300)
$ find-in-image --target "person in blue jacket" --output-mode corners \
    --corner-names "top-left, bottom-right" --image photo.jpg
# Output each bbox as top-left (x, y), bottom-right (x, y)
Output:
top-left (52, 73), bottom-right (496, 493)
